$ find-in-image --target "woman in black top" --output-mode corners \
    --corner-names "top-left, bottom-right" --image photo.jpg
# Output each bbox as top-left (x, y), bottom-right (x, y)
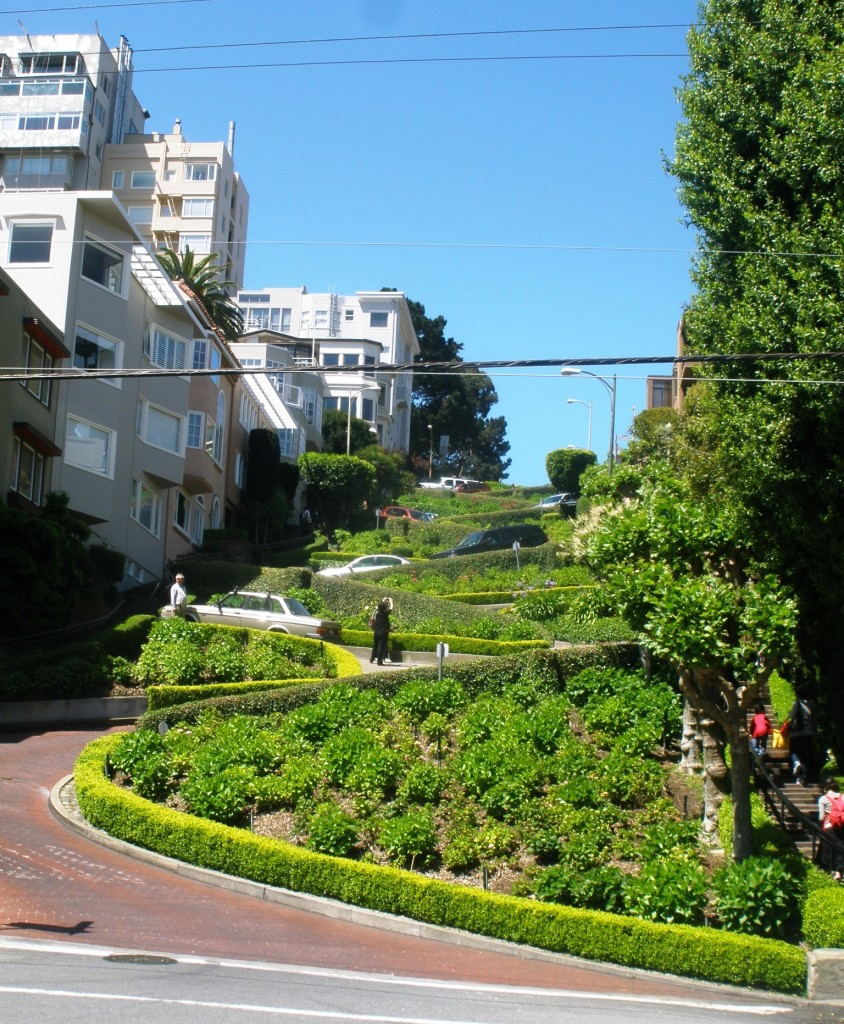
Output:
top-left (370, 597), bottom-right (393, 666)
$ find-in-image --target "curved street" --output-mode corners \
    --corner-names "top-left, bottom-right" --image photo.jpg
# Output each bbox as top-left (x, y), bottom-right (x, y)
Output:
top-left (0, 727), bottom-right (808, 1016)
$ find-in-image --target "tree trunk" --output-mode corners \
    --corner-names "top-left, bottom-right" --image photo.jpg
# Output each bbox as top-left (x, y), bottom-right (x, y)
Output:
top-left (700, 715), bottom-right (728, 844)
top-left (679, 696), bottom-right (703, 772)
top-left (727, 723), bottom-right (755, 861)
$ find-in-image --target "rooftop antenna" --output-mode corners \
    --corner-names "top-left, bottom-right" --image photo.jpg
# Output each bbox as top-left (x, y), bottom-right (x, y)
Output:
top-left (94, 20), bottom-right (101, 37)
top-left (17, 20), bottom-right (32, 48)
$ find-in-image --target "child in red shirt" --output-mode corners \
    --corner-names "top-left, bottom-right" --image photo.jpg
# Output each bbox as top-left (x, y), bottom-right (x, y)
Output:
top-left (750, 704), bottom-right (772, 757)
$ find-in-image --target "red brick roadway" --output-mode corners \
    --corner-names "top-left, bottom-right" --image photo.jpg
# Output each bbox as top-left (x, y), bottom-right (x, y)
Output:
top-left (0, 728), bottom-right (782, 1005)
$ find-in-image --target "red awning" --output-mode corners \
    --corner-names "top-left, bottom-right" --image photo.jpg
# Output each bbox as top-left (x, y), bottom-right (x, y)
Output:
top-left (13, 421), bottom-right (61, 457)
top-left (23, 317), bottom-right (69, 359)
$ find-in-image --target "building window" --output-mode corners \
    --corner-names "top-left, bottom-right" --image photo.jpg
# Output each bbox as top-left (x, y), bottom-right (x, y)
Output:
top-left (211, 496), bottom-right (221, 529)
top-left (361, 397), bottom-right (374, 421)
top-left (144, 322), bottom-right (187, 370)
top-left (130, 478), bottom-right (161, 537)
top-left (94, 140), bottom-right (103, 161)
top-left (342, 354), bottom-right (358, 366)
top-left (174, 490), bottom-right (189, 532)
top-left (179, 234), bottom-right (211, 255)
top-left (192, 338), bottom-right (207, 370)
top-left (137, 399), bottom-right (182, 454)
top-left (238, 393), bottom-right (258, 432)
top-left (73, 326), bottom-right (120, 383)
top-left (65, 415), bottom-right (113, 476)
top-left (9, 222), bottom-right (53, 264)
top-left (81, 237), bottom-right (125, 294)
top-left (12, 437), bottom-right (44, 505)
top-left (128, 205), bottom-right (153, 225)
top-left (131, 170), bottom-right (156, 188)
top-left (112, 170), bottom-right (124, 188)
top-left (94, 100), bottom-right (105, 125)
top-left (21, 333), bottom-right (53, 406)
top-left (277, 428), bottom-right (295, 458)
top-left (344, 308), bottom-right (355, 321)
top-left (19, 52), bottom-right (82, 75)
top-left (322, 353), bottom-right (339, 366)
top-left (185, 163), bottom-right (216, 181)
top-left (186, 411), bottom-right (204, 448)
top-left (192, 496), bottom-right (205, 545)
top-left (369, 311), bottom-right (389, 328)
top-left (234, 451), bottom-right (245, 488)
top-left (213, 392), bottom-right (226, 465)
top-left (183, 198), bottom-right (214, 217)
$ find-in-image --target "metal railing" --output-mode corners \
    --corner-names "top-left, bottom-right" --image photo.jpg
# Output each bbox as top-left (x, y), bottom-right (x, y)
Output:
top-left (749, 744), bottom-right (844, 865)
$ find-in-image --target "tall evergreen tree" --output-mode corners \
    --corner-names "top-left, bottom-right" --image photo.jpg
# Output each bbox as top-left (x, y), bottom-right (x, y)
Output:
top-left (666, 0), bottom-right (844, 757)
top-left (399, 295), bottom-right (511, 480)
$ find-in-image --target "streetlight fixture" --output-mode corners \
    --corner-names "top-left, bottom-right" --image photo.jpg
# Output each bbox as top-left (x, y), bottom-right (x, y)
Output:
top-left (566, 398), bottom-right (593, 451)
top-left (343, 384), bottom-right (381, 455)
top-left (560, 368), bottom-right (617, 472)
top-left (427, 423), bottom-right (434, 479)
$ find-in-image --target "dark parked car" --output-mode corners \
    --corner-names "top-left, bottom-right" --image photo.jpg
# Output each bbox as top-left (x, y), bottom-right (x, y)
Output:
top-left (430, 523), bottom-right (548, 559)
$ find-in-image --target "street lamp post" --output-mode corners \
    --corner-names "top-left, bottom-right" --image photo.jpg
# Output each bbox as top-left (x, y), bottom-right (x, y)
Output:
top-left (427, 423), bottom-right (434, 479)
top-left (344, 384), bottom-right (381, 455)
top-left (565, 398), bottom-right (592, 451)
top-left (560, 368), bottom-right (617, 472)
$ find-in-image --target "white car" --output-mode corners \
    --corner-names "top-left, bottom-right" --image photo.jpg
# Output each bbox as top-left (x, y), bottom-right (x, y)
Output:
top-left (161, 590), bottom-right (342, 640)
top-left (317, 554), bottom-right (411, 577)
top-left (533, 493), bottom-right (576, 509)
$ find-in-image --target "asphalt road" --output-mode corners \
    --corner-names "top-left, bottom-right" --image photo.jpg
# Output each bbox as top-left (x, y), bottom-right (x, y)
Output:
top-left (0, 728), bottom-right (821, 1021)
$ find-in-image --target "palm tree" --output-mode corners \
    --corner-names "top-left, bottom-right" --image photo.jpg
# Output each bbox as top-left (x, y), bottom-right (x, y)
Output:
top-left (157, 247), bottom-right (244, 343)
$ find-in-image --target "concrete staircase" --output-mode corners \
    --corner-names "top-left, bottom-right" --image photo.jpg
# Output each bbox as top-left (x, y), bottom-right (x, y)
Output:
top-left (758, 740), bottom-right (822, 858)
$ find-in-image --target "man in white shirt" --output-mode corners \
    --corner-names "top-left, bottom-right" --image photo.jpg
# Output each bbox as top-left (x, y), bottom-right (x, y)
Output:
top-left (170, 573), bottom-right (187, 617)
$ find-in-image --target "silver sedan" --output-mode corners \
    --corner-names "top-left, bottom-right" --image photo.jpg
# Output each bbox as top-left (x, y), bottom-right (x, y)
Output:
top-left (162, 590), bottom-right (343, 641)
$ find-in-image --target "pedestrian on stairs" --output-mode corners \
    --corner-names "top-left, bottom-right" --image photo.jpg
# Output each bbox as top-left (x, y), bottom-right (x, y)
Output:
top-left (749, 704), bottom-right (772, 757)
top-left (783, 696), bottom-right (817, 785)
top-left (818, 777), bottom-right (844, 881)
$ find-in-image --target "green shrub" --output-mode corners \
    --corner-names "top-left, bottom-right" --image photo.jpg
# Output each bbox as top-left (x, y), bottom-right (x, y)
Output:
top-left (803, 882), bottom-right (844, 948)
top-left (180, 764), bottom-right (256, 824)
top-left (254, 754), bottom-right (324, 810)
top-left (622, 857), bottom-right (709, 927)
top-left (396, 763), bottom-right (446, 807)
top-left (110, 729), bottom-right (173, 801)
top-left (533, 863), bottom-right (625, 913)
top-left (378, 808), bottom-right (438, 866)
top-left (393, 677), bottom-right (467, 723)
top-left (712, 857), bottom-right (802, 939)
top-left (305, 803), bottom-right (359, 857)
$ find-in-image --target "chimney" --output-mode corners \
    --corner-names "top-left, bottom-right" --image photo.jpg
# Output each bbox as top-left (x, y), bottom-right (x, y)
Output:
top-left (228, 121), bottom-right (236, 156)
top-left (173, 118), bottom-right (182, 135)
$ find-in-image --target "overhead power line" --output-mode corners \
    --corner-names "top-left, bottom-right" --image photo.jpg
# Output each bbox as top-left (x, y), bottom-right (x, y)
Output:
top-left (4, 350), bottom-right (844, 385)
top-left (0, 0), bottom-right (214, 13)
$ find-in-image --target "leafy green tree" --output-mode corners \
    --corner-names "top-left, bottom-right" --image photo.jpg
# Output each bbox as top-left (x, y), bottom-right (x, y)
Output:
top-left (665, 0), bottom-right (844, 757)
top-left (297, 452), bottom-right (375, 534)
top-left (157, 247), bottom-right (244, 342)
top-left (320, 408), bottom-right (376, 455)
top-left (400, 295), bottom-right (511, 480)
top-left (545, 448), bottom-right (597, 495)
top-left (583, 473), bottom-right (796, 861)
top-left (241, 429), bottom-right (289, 543)
top-left (0, 492), bottom-right (91, 641)
top-left (356, 445), bottom-right (416, 508)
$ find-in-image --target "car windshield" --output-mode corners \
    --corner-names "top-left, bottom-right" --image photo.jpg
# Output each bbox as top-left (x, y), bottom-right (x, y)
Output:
top-left (283, 598), bottom-right (310, 616)
top-left (219, 593), bottom-right (245, 609)
top-left (455, 531), bottom-right (484, 549)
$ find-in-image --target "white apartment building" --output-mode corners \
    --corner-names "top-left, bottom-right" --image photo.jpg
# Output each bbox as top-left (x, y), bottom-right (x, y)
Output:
top-left (102, 121), bottom-right (250, 289)
top-left (235, 288), bottom-right (418, 453)
top-left (0, 33), bottom-right (147, 193)
top-left (0, 189), bottom-right (225, 587)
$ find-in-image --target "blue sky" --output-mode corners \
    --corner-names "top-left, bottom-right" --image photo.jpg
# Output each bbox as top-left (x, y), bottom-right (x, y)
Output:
top-left (11, 0), bottom-right (700, 484)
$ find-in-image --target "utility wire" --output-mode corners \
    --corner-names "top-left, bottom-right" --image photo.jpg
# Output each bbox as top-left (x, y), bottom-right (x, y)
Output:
top-left (5, 351), bottom-right (844, 385)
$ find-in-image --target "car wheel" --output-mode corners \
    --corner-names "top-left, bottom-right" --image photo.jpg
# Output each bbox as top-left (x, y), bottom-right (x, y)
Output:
top-left (268, 627), bottom-right (290, 633)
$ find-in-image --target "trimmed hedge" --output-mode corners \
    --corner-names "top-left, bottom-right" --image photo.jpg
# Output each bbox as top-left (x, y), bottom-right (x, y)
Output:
top-left (144, 634), bottom-right (361, 710)
top-left (803, 884), bottom-right (844, 948)
top-left (134, 647), bottom-right (634, 731)
top-left (75, 734), bottom-right (806, 993)
top-left (341, 629), bottom-right (547, 657)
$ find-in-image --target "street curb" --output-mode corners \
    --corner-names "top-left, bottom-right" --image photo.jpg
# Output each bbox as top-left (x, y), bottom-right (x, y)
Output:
top-left (48, 774), bottom-right (812, 1005)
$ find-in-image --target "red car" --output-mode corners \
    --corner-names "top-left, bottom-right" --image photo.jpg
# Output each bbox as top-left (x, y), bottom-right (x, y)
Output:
top-left (380, 505), bottom-right (436, 522)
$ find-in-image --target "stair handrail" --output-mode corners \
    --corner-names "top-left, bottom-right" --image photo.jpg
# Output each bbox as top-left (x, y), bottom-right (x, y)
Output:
top-left (749, 743), bottom-right (844, 865)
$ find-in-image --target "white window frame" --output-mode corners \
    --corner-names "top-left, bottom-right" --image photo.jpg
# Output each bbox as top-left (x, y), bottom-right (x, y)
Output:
top-left (178, 233), bottom-right (211, 255)
top-left (129, 477), bottom-right (162, 537)
top-left (9, 221), bottom-right (54, 264)
top-left (72, 324), bottom-right (121, 385)
top-left (144, 321), bottom-right (187, 371)
top-left (12, 436), bottom-right (44, 505)
top-left (191, 495), bottom-right (205, 544)
top-left (212, 391), bottom-right (225, 465)
top-left (183, 197), bottom-right (214, 218)
top-left (130, 170), bottom-right (156, 188)
top-left (184, 163), bottom-right (217, 181)
top-left (136, 398), bottom-right (183, 455)
top-left (21, 331), bottom-right (53, 406)
top-left (369, 311), bottom-right (389, 328)
top-left (112, 169), bottom-right (124, 188)
top-left (186, 411), bottom-right (204, 449)
top-left (128, 205), bottom-right (153, 225)
top-left (81, 235), bottom-right (125, 295)
top-left (65, 414), bottom-right (114, 478)
top-left (174, 490), bottom-right (190, 533)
